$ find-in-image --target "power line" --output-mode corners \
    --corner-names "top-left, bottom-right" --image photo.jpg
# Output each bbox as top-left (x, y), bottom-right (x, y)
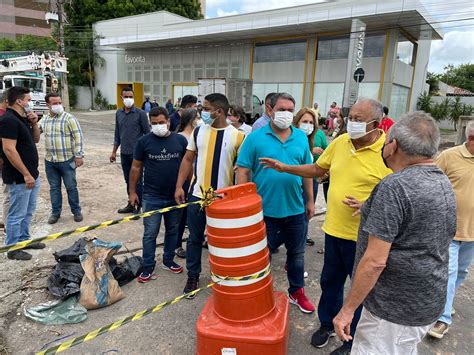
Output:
top-left (58, 16), bottom-right (474, 43)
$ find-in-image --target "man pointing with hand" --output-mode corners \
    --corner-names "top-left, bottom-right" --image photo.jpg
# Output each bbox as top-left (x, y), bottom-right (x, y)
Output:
top-left (260, 98), bottom-right (391, 355)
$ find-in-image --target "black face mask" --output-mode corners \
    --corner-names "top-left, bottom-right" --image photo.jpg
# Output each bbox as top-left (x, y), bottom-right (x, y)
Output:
top-left (381, 141), bottom-right (393, 168)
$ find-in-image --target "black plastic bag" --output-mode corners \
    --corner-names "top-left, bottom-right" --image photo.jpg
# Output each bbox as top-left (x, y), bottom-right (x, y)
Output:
top-left (47, 262), bottom-right (84, 298)
top-left (112, 256), bottom-right (143, 286)
top-left (53, 238), bottom-right (88, 263)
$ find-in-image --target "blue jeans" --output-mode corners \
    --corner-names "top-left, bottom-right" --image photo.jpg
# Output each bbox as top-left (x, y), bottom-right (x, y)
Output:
top-left (45, 158), bottom-right (81, 216)
top-left (5, 178), bottom-right (41, 246)
top-left (142, 195), bottom-right (182, 273)
top-left (318, 233), bottom-right (362, 341)
top-left (265, 213), bottom-right (306, 294)
top-left (439, 240), bottom-right (474, 325)
top-left (186, 195), bottom-right (207, 278)
top-left (121, 153), bottom-right (142, 202)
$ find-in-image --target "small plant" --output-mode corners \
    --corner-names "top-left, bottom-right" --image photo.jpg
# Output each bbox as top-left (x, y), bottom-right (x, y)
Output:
top-left (430, 98), bottom-right (451, 122)
top-left (449, 97), bottom-right (463, 131)
top-left (461, 103), bottom-right (473, 116)
top-left (417, 92), bottom-right (432, 112)
top-left (94, 90), bottom-right (105, 110)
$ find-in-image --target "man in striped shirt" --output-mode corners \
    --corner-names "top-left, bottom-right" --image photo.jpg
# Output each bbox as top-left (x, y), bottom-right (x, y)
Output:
top-left (175, 93), bottom-right (245, 297)
top-left (41, 93), bottom-right (84, 224)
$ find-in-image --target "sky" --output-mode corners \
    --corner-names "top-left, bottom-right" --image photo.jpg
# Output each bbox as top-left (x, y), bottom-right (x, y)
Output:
top-left (205, 0), bottom-right (474, 74)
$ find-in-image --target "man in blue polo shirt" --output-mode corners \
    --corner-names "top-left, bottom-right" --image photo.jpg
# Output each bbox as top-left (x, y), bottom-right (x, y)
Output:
top-left (238, 92), bottom-right (315, 314)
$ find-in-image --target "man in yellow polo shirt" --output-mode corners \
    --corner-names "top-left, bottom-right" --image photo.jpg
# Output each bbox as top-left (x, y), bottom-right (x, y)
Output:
top-left (261, 98), bottom-right (391, 355)
top-left (428, 120), bottom-right (474, 339)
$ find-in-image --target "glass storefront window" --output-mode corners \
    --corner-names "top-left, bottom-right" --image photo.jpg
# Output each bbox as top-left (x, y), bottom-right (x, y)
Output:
top-left (317, 36), bottom-right (349, 60)
top-left (252, 83), bottom-right (303, 111)
top-left (317, 34), bottom-right (385, 60)
top-left (364, 35), bottom-right (386, 58)
top-left (390, 84), bottom-right (410, 119)
top-left (313, 83), bottom-right (345, 116)
top-left (254, 39), bottom-right (306, 63)
top-left (358, 83), bottom-right (380, 100)
top-left (173, 85), bottom-right (198, 101)
top-left (397, 39), bottom-right (414, 65)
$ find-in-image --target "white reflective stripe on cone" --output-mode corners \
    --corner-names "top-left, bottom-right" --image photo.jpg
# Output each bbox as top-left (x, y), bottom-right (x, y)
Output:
top-left (212, 264), bottom-right (270, 287)
top-left (208, 237), bottom-right (267, 258)
top-left (206, 211), bottom-right (263, 229)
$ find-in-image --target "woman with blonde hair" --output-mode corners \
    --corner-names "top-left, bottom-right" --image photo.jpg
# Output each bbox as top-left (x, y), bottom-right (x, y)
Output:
top-left (293, 108), bottom-right (318, 246)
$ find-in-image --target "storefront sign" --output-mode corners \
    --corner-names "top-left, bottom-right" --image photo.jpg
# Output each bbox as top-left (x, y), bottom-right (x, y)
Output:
top-left (343, 19), bottom-right (366, 107)
top-left (125, 55), bottom-right (146, 64)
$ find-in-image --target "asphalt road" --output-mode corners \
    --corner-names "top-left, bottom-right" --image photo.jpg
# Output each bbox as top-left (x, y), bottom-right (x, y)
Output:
top-left (0, 111), bottom-right (472, 355)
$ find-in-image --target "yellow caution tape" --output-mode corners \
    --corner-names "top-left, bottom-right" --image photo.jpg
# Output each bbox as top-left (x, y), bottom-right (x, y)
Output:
top-left (36, 267), bottom-right (271, 355)
top-left (1, 187), bottom-right (219, 254)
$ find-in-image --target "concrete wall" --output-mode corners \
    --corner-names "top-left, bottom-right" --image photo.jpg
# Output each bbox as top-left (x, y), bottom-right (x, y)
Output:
top-left (315, 58), bottom-right (382, 83)
top-left (393, 60), bottom-right (414, 87)
top-left (429, 96), bottom-right (474, 130)
top-left (73, 86), bottom-right (93, 110)
top-left (253, 62), bottom-right (305, 83)
top-left (94, 48), bottom-right (123, 105)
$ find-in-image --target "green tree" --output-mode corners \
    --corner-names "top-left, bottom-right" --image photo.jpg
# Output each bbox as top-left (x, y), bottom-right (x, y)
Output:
top-left (0, 35), bottom-right (57, 52)
top-left (438, 63), bottom-right (474, 92)
top-left (63, 0), bottom-right (203, 88)
top-left (426, 72), bottom-right (440, 95)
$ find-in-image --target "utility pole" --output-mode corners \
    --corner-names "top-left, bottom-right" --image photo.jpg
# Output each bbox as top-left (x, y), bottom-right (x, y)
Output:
top-left (57, 0), bottom-right (70, 111)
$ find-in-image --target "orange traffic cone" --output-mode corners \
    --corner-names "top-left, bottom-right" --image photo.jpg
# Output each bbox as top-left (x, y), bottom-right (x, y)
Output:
top-left (196, 183), bottom-right (289, 354)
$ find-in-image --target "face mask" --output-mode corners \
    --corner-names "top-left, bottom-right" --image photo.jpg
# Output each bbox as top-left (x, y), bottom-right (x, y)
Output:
top-left (201, 110), bottom-right (215, 125)
top-left (51, 104), bottom-right (64, 115)
top-left (299, 123), bottom-right (314, 136)
top-left (22, 100), bottom-right (34, 113)
top-left (152, 124), bottom-right (169, 137)
top-left (226, 118), bottom-right (232, 125)
top-left (123, 98), bottom-right (134, 108)
top-left (381, 141), bottom-right (393, 169)
top-left (273, 111), bottom-right (293, 130)
top-left (347, 120), bottom-right (376, 140)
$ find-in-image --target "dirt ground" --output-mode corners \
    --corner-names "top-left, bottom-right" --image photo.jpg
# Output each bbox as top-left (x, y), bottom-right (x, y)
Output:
top-left (0, 111), bottom-right (472, 354)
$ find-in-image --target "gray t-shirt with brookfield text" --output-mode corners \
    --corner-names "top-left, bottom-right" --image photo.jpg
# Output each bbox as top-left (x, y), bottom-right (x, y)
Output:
top-left (355, 165), bottom-right (456, 326)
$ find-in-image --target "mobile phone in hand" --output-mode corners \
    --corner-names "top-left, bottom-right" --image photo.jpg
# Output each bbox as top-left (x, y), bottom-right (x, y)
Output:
top-left (69, 161), bottom-right (76, 169)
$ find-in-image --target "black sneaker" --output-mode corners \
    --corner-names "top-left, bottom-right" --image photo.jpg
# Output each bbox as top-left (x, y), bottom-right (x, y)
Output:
top-left (306, 238), bottom-right (315, 246)
top-left (311, 326), bottom-right (336, 348)
top-left (7, 250), bottom-right (32, 260)
top-left (330, 342), bottom-right (352, 355)
top-left (48, 214), bottom-right (60, 224)
top-left (183, 277), bottom-right (199, 299)
top-left (118, 203), bottom-right (135, 214)
top-left (175, 247), bottom-right (186, 259)
top-left (73, 213), bottom-right (83, 222)
top-left (23, 242), bottom-right (46, 250)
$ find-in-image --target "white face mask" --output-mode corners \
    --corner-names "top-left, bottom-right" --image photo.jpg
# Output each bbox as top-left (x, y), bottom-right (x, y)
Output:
top-left (123, 98), bottom-right (134, 108)
top-left (299, 123), bottom-right (314, 136)
top-left (22, 100), bottom-right (34, 113)
top-left (273, 111), bottom-right (293, 130)
top-left (347, 120), bottom-right (376, 140)
top-left (152, 123), bottom-right (169, 137)
top-left (51, 104), bottom-right (64, 115)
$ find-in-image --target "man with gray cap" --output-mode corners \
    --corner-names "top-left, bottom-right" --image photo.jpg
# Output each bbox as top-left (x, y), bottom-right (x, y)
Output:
top-left (333, 111), bottom-right (457, 354)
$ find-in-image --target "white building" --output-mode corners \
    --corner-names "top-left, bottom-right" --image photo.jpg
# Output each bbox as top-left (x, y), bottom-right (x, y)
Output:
top-left (93, 0), bottom-right (442, 119)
